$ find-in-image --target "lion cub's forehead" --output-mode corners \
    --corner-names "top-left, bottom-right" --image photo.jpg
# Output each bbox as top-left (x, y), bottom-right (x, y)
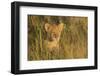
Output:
top-left (49, 24), bottom-right (60, 32)
top-left (50, 24), bottom-right (63, 31)
top-left (51, 24), bottom-right (59, 28)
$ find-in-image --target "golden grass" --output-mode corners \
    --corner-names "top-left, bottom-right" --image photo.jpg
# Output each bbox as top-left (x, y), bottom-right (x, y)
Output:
top-left (28, 15), bottom-right (88, 61)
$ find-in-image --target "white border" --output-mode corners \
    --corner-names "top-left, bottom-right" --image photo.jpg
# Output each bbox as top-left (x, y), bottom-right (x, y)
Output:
top-left (20, 6), bottom-right (95, 70)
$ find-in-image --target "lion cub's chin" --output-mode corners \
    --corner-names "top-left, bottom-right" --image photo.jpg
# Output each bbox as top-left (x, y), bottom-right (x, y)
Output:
top-left (44, 40), bottom-right (59, 51)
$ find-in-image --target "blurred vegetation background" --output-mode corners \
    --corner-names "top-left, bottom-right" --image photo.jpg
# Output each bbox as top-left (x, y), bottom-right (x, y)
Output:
top-left (28, 15), bottom-right (88, 61)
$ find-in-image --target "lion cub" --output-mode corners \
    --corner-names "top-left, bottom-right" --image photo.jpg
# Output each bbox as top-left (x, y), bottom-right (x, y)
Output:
top-left (44, 23), bottom-right (64, 51)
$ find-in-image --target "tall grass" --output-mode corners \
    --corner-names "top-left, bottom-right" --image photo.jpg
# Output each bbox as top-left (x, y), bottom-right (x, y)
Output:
top-left (28, 15), bottom-right (88, 61)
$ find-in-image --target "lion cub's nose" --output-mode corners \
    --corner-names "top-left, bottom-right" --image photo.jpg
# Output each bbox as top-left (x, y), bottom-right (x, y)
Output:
top-left (53, 33), bottom-right (58, 38)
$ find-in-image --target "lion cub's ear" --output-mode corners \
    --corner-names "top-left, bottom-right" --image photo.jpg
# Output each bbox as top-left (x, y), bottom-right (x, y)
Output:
top-left (45, 23), bottom-right (50, 32)
top-left (58, 23), bottom-right (64, 32)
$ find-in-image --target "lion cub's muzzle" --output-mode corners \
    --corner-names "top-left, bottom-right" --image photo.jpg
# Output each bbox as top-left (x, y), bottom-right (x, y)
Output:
top-left (47, 33), bottom-right (60, 41)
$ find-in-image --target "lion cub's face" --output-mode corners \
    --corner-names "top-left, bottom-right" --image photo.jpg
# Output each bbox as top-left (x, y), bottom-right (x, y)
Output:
top-left (45, 23), bottom-right (64, 42)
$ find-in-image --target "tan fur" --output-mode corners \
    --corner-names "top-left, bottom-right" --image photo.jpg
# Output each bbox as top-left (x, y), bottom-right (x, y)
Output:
top-left (44, 23), bottom-right (64, 51)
